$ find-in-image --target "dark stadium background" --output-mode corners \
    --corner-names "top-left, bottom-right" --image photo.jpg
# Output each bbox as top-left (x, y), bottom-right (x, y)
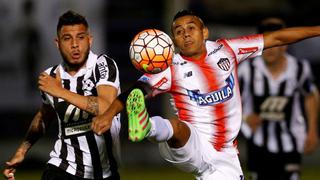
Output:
top-left (0, 0), bottom-right (320, 179)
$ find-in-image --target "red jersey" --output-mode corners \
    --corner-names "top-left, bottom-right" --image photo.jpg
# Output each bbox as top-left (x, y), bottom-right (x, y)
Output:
top-left (139, 35), bottom-right (264, 151)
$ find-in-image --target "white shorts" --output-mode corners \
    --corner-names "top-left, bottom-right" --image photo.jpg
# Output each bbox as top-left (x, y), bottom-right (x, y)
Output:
top-left (158, 122), bottom-right (244, 180)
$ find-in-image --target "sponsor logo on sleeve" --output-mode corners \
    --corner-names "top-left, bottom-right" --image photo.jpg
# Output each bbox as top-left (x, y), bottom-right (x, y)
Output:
top-left (153, 77), bottom-right (168, 89)
top-left (238, 47), bottom-right (258, 55)
top-left (97, 61), bottom-right (107, 79)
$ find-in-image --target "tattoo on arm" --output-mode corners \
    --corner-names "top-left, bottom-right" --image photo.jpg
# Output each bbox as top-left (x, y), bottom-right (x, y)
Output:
top-left (20, 104), bottom-right (55, 154)
top-left (24, 111), bottom-right (45, 146)
top-left (87, 96), bottom-right (99, 115)
top-left (18, 141), bottom-right (32, 153)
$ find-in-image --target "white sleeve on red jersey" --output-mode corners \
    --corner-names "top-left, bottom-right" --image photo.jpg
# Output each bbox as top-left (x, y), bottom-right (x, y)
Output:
top-left (137, 66), bottom-right (172, 97)
top-left (217, 34), bottom-right (264, 64)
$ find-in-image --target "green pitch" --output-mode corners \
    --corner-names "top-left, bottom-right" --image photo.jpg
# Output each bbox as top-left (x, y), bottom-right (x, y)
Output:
top-left (12, 166), bottom-right (320, 180)
top-left (12, 167), bottom-right (193, 180)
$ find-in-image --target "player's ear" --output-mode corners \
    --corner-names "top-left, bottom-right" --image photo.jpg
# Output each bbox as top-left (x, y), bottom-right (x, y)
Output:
top-left (54, 38), bottom-right (60, 49)
top-left (89, 35), bottom-right (93, 48)
top-left (203, 27), bottom-right (209, 40)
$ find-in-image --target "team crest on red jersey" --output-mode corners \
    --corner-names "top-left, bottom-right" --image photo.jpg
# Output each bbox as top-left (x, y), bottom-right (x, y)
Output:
top-left (217, 58), bottom-right (231, 71)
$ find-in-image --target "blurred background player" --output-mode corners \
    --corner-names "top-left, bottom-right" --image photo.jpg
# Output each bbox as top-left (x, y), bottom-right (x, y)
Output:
top-left (3, 10), bottom-right (121, 180)
top-left (19, 0), bottom-right (41, 93)
top-left (238, 17), bottom-right (319, 180)
top-left (92, 10), bottom-right (320, 180)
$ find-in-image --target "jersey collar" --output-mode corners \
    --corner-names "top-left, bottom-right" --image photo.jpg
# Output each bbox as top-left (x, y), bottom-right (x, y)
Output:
top-left (180, 50), bottom-right (207, 63)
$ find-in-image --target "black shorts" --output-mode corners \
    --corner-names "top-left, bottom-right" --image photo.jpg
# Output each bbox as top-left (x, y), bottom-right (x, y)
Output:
top-left (246, 142), bottom-right (301, 180)
top-left (41, 164), bottom-right (119, 180)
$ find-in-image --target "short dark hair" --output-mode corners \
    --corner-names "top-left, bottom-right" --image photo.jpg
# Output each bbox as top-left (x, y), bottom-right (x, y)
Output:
top-left (173, 9), bottom-right (204, 24)
top-left (257, 17), bottom-right (286, 33)
top-left (57, 10), bottom-right (88, 34)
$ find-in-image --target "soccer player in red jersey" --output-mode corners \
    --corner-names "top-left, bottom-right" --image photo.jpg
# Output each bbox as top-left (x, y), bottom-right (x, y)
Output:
top-left (92, 10), bottom-right (320, 179)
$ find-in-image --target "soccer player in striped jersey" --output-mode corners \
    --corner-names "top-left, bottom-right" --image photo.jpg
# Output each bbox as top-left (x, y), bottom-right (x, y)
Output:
top-left (239, 17), bottom-right (319, 180)
top-left (3, 10), bottom-right (121, 180)
top-left (92, 10), bottom-right (320, 180)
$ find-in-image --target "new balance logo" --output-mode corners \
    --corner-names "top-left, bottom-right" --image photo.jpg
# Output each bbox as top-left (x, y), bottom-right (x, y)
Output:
top-left (184, 71), bottom-right (193, 78)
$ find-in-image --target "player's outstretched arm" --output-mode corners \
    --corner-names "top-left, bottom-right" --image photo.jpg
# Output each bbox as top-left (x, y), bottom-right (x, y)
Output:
top-left (3, 103), bottom-right (55, 179)
top-left (263, 26), bottom-right (320, 49)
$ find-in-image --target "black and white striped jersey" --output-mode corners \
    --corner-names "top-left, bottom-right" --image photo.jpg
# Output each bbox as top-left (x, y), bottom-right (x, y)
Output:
top-left (41, 51), bottom-right (121, 179)
top-left (238, 53), bottom-right (317, 154)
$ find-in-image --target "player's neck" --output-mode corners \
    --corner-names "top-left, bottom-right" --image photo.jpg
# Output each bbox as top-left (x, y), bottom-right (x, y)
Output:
top-left (63, 64), bottom-right (86, 76)
top-left (181, 49), bottom-right (207, 62)
top-left (265, 56), bottom-right (287, 79)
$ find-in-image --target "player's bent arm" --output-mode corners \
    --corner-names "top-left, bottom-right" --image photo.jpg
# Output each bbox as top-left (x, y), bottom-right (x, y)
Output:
top-left (13, 104), bottom-right (53, 156)
top-left (4, 103), bottom-right (55, 175)
top-left (58, 85), bottom-right (118, 116)
top-left (305, 89), bottom-right (319, 133)
top-left (96, 85), bottom-right (118, 114)
top-left (17, 103), bottom-right (55, 155)
top-left (263, 26), bottom-right (320, 49)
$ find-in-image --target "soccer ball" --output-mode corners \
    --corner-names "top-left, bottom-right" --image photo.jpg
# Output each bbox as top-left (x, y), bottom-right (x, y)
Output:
top-left (129, 29), bottom-right (175, 74)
